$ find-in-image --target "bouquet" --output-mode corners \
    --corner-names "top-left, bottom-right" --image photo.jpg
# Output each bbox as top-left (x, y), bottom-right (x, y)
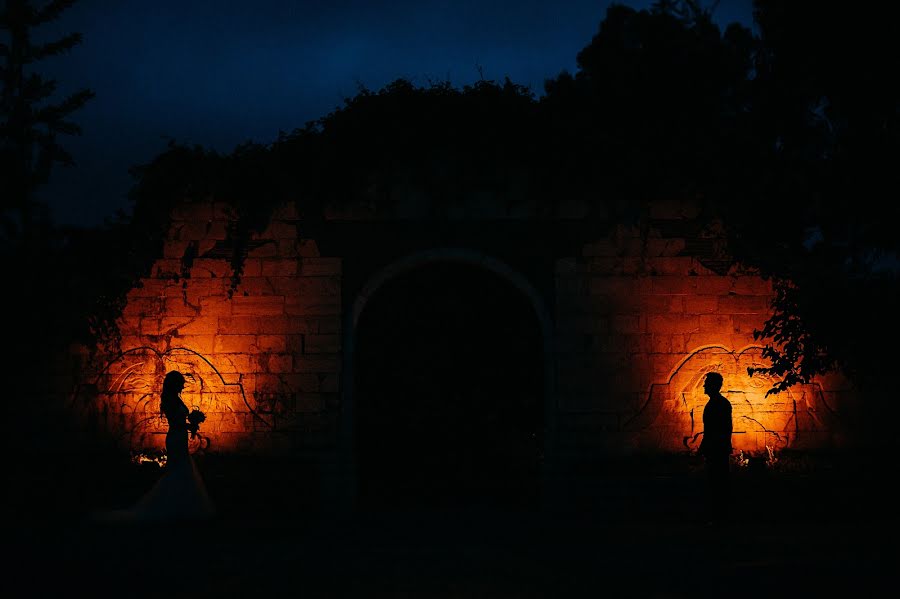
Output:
top-left (187, 408), bottom-right (207, 439)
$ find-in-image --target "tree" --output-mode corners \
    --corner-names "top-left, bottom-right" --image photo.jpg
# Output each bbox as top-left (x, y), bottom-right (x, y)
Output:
top-left (0, 0), bottom-right (94, 241)
top-left (721, 0), bottom-right (900, 404)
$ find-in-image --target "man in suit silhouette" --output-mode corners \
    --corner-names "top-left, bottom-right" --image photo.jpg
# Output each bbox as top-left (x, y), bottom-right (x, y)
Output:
top-left (698, 371), bottom-right (732, 525)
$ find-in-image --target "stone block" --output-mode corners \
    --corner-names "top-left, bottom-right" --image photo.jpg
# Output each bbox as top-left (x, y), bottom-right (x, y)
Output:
top-left (200, 296), bottom-right (232, 316)
top-left (261, 259), bottom-right (298, 277)
top-left (257, 335), bottom-right (288, 352)
top-left (266, 353), bottom-right (293, 373)
top-left (644, 237), bottom-right (686, 257)
top-left (684, 295), bottom-right (719, 314)
top-left (285, 296), bottom-right (341, 316)
top-left (164, 297), bottom-right (200, 317)
top-left (300, 257), bottom-right (342, 276)
top-left (257, 316), bottom-right (318, 335)
top-left (611, 314), bottom-right (646, 334)
top-left (717, 295), bottom-right (770, 314)
top-left (232, 295), bottom-right (285, 316)
top-left (304, 334), bottom-right (341, 354)
top-left (163, 240), bottom-right (192, 260)
top-left (122, 298), bottom-right (163, 317)
top-left (241, 259), bottom-right (262, 277)
top-left (213, 335), bottom-right (257, 353)
top-left (170, 334), bottom-right (215, 354)
top-left (190, 258), bottom-right (232, 278)
top-left (128, 279), bottom-right (169, 298)
top-left (217, 316), bottom-right (260, 335)
top-left (648, 256), bottom-right (695, 275)
top-left (236, 277), bottom-right (277, 296)
top-left (647, 314), bottom-right (699, 334)
top-left (317, 316), bottom-right (341, 334)
top-left (694, 277), bottom-right (734, 295)
top-left (650, 276), bottom-right (698, 295)
top-left (247, 241), bottom-right (277, 258)
top-left (150, 259), bottom-right (182, 278)
top-left (648, 199), bottom-right (700, 220)
top-left (297, 239), bottom-right (320, 257)
top-left (637, 294), bottom-right (684, 314)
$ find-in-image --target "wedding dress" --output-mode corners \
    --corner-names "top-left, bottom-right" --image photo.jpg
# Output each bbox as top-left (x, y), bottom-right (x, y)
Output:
top-left (95, 400), bottom-right (215, 523)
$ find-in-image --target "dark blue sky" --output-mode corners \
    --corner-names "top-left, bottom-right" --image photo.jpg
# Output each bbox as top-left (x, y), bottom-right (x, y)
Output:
top-left (33, 0), bottom-right (754, 226)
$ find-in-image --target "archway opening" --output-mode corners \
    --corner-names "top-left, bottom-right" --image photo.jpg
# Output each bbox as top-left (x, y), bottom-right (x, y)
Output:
top-left (354, 262), bottom-right (544, 509)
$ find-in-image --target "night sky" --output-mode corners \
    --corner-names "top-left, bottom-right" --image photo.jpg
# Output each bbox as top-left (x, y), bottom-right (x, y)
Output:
top-left (33, 0), bottom-right (753, 227)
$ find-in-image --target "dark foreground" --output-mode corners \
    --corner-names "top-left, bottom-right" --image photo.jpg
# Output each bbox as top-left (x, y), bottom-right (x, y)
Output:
top-left (9, 450), bottom-right (895, 598)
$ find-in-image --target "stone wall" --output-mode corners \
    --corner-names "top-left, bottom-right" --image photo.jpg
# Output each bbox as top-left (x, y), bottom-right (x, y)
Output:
top-left (76, 201), bottom-right (342, 456)
top-left (553, 200), bottom-right (852, 460)
top-left (70, 198), bottom-right (854, 468)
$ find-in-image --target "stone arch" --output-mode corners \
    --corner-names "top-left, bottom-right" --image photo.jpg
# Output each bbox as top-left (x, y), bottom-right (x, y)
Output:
top-left (339, 248), bottom-right (556, 506)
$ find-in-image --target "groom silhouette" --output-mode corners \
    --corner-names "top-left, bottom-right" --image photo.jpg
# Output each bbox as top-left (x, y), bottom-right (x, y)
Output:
top-left (698, 371), bottom-right (732, 525)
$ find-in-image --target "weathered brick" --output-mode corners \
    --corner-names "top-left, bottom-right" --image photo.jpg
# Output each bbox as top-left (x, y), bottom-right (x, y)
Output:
top-left (645, 237), bottom-right (686, 257)
top-left (648, 199), bottom-right (700, 220)
top-left (699, 314), bottom-right (733, 332)
top-left (150, 259), bottom-right (182, 278)
top-left (684, 295), bottom-right (719, 314)
top-left (277, 239), bottom-right (300, 258)
top-left (257, 316), bottom-right (318, 334)
top-left (236, 277), bottom-right (277, 296)
top-left (637, 294), bottom-right (684, 314)
top-left (259, 221), bottom-right (297, 240)
top-left (650, 334), bottom-right (687, 354)
top-left (317, 316), bottom-right (341, 334)
top-left (717, 295), bottom-right (770, 314)
top-left (200, 296), bottom-right (232, 316)
top-left (285, 296), bottom-right (340, 316)
top-left (731, 314), bottom-right (768, 335)
top-left (170, 334), bottom-right (216, 354)
top-left (647, 314), bottom-right (700, 334)
top-left (297, 239), bottom-right (320, 257)
top-left (582, 239), bottom-right (617, 257)
top-left (695, 276), bottom-right (734, 295)
top-left (648, 256), bottom-right (695, 275)
top-left (266, 353), bottom-right (293, 373)
top-left (163, 240), bottom-right (192, 259)
top-left (304, 334), bottom-right (341, 354)
top-left (650, 276), bottom-right (698, 295)
top-left (240, 258), bottom-right (262, 277)
top-left (171, 203), bottom-right (213, 221)
top-left (190, 258), bottom-right (232, 278)
top-left (247, 241), bottom-right (277, 258)
top-left (261, 259), bottom-right (298, 277)
top-left (300, 257), bottom-right (342, 276)
top-left (214, 335), bottom-right (257, 353)
top-left (176, 221), bottom-right (211, 241)
top-left (232, 295), bottom-right (284, 316)
top-left (611, 314), bottom-right (646, 334)
top-left (122, 297), bottom-right (163, 317)
top-left (217, 316), bottom-right (260, 335)
top-left (257, 335), bottom-right (288, 352)
top-left (164, 316), bottom-right (216, 336)
top-left (164, 297), bottom-right (200, 317)
top-left (127, 279), bottom-right (169, 298)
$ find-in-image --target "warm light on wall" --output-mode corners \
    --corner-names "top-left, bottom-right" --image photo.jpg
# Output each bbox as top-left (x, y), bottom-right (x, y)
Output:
top-left (78, 346), bottom-right (260, 453)
top-left (629, 345), bottom-right (842, 453)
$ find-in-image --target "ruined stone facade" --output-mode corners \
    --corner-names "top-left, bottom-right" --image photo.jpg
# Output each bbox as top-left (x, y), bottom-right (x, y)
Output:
top-left (68, 198), bottom-right (855, 502)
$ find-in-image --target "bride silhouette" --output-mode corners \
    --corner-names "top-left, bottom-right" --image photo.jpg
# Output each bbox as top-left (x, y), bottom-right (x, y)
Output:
top-left (95, 370), bottom-right (216, 523)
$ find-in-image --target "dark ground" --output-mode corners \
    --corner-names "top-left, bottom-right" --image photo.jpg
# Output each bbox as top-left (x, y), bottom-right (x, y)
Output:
top-left (9, 449), bottom-right (896, 598)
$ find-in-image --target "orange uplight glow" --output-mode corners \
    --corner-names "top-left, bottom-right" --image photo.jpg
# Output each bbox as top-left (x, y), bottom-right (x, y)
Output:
top-left (81, 346), bottom-right (256, 455)
top-left (636, 345), bottom-right (842, 454)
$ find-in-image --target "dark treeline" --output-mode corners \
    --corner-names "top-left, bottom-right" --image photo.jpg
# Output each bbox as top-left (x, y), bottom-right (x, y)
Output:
top-left (2, 1), bottom-right (898, 424)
